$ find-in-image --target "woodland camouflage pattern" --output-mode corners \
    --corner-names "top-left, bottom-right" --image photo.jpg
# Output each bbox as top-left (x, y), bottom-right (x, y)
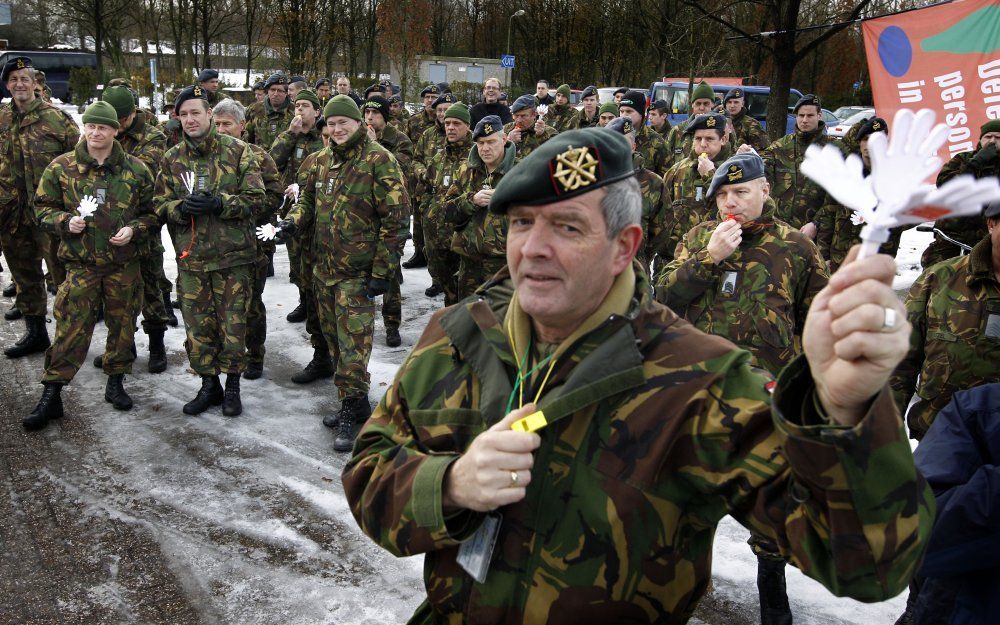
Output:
top-left (655, 199), bottom-right (829, 375)
top-left (920, 148), bottom-right (997, 267)
top-left (729, 110), bottom-right (767, 151)
top-left (815, 195), bottom-right (901, 272)
top-left (633, 160), bottom-right (672, 270)
top-left (665, 119), bottom-right (737, 173)
top-left (374, 123), bottom-right (415, 330)
top-left (543, 103), bottom-right (579, 133)
top-left (891, 235), bottom-right (1000, 440)
top-left (270, 126), bottom-right (326, 289)
top-left (421, 131), bottom-right (473, 302)
top-left (246, 142), bottom-right (285, 367)
top-left (761, 121), bottom-right (840, 229)
top-left (343, 263), bottom-right (932, 625)
top-left (245, 98), bottom-right (294, 149)
top-left (632, 125), bottom-right (670, 176)
top-left (408, 109), bottom-right (437, 145)
top-left (660, 144), bottom-right (734, 265)
top-left (503, 121), bottom-right (558, 162)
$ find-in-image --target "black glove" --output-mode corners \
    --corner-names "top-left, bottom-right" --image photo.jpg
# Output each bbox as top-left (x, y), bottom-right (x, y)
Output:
top-left (444, 203), bottom-right (471, 231)
top-left (365, 277), bottom-right (391, 298)
top-left (179, 194), bottom-right (208, 216)
top-left (969, 142), bottom-right (998, 170)
top-left (274, 219), bottom-right (297, 244)
top-left (186, 192), bottom-right (223, 216)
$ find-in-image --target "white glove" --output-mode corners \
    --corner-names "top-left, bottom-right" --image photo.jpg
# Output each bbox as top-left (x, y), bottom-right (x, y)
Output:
top-left (893, 175), bottom-right (1000, 225)
top-left (256, 223), bottom-right (277, 241)
top-left (801, 144), bottom-right (876, 213)
top-left (284, 183), bottom-right (299, 202)
top-left (866, 109), bottom-right (949, 212)
top-left (536, 104), bottom-right (548, 118)
top-left (850, 211), bottom-right (865, 226)
top-left (77, 195), bottom-right (99, 219)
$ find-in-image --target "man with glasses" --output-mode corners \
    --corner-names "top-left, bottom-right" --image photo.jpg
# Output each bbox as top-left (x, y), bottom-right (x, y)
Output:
top-left (471, 77), bottom-right (513, 127)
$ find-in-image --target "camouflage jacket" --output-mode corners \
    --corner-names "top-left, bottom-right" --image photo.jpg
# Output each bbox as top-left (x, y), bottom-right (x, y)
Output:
top-left (285, 125), bottom-right (410, 285)
top-left (389, 110), bottom-right (409, 133)
top-left (245, 97), bottom-right (294, 149)
top-left (655, 201), bottom-right (829, 375)
top-left (577, 108), bottom-right (601, 129)
top-left (729, 110), bottom-right (767, 151)
top-left (891, 235), bottom-right (1000, 440)
top-left (34, 141), bottom-right (157, 267)
top-left (407, 109), bottom-right (437, 145)
top-left (117, 113), bottom-right (168, 252)
top-left (205, 89), bottom-right (229, 107)
top-left (634, 160), bottom-right (671, 269)
top-left (442, 141), bottom-right (515, 261)
top-left (155, 126), bottom-right (265, 272)
top-left (162, 118), bottom-right (183, 148)
top-left (544, 104), bottom-right (580, 133)
top-left (815, 181), bottom-right (902, 272)
top-left (246, 143), bottom-right (284, 225)
top-left (761, 122), bottom-right (839, 229)
top-left (245, 100), bottom-right (263, 127)
top-left (342, 262), bottom-right (931, 625)
top-left (421, 133), bottom-right (473, 231)
top-left (660, 144), bottom-right (734, 264)
top-left (140, 108), bottom-right (160, 128)
top-left (665, 117), bottom-right (739, 174)
top-left (633, 125), bottom-right (671, 176)
top-left (0, 97), bottom-right (80, 229)
top-left (932, 149), bottom-right (997, 248)
top-left (269, 126), bottom-right (325, 189)
top-left (375, 123), bottom-right (414, 170)
top-left (503, 121), bottom-right (558, 162)
top-left (413, 124), bottom-right (447, 196)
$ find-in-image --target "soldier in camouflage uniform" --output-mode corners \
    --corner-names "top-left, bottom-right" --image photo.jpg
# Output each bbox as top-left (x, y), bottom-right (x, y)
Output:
top-left (98, 86), bottom-right (175, 374)
top-left (342, 128), bottom-right (932, 625)
top-left (545, 84), bottom-right (580, 133)
top-left (921, 120), bottom-right (999, 268)
top-left (421, 102), bottom-right (474, 306)
top-left (815, 116), bottom-right (902, 272)
top-left (504, 95), bottom-right (558, 162)
top-left (270, 88), bottom-right (326, 325)
top-left (619, 90), bottom-right (671, 176)
top-left (411, 93), bottom-right (456, 295)
top-left (442, 115), bottom-right (513, 299)
top-left (245, 73), bottom-right (293, 150)
top-left (162, 97), bottom-right (183, 148)
top-left (314, 78), bottom-right (332, 109)
top-left (105, 78), bottom-right (160, 128)
top-left (761, 94), bottom-right (840, 233)
top-left (576, 86), bottom-right (601, 129)
top-left (401, 84), bottom-right (443, 269)
top-left (0, 56), bottom-right (80, 359)
top-left (155, 86), bottom-right (265, 417)
top-left (891, 204), bottom-right (1000, 441)
top-left (24, 102), bottom-right (158, 430)
top-left (597, 101), bottom-right (619, 127)
top-left (660, 114), bottom-right (734, 266)
top-left (388, 95), bottom-right (408, 132)
top-left (665, 81), bottom-right (717, 170)
top-left (198, 69), bottom-right (230, 107)
top-left (724, 88), bottom-right (767, 151)
top-left (212, 99), bottom-right (284, 380)
top-left (364, 95), bottom-right (413, 347)
top-left (646, 99), bottom-right (672, 138)
top-left (277, 95), bottom-right (409, 451)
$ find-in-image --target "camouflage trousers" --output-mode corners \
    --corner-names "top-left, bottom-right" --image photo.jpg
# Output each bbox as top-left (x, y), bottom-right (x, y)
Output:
top-left (381, 266), bottom-right (402, 331)
top-left (314, 277), bottom-right (375, 399)
top-left (411, 210), bottom-right (425, 256)
top-left (246, 252), bottom-right (269, 365)
top-left (44, 232), bottom-right (66, 291)
top-left (0, 220), bottom-right (50, 316)
top-left (177, 265), bottom-right (251, 376)
top-left (137, 245), bottom-right (171, 333)
top-left (42, 261), bottom-right (141, 383)
top-left (423, 224), bottom-right (460, 306)
top-left (287, 236), bottom-right (304, 288)
top-left (456, 256), bottom-right (505, 301)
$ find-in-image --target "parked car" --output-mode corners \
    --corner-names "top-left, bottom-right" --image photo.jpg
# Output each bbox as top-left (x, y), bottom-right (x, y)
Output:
top-left (832, 105), bottom-right (870, 121)
top-left (597, 87), bottom-right (645, 105)
top-left (827, 108), bottom-right (875, 140)
top-left (821, 108), bottom-right (840, 127)
top-left (646, 81), bottom-right (805, 134)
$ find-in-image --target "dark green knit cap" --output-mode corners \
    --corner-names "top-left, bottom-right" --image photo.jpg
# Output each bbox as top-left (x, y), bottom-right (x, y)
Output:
top-left (102, 85), bottom-right (136, 118)
top-left (294, 88), bottom-right (321, 109)
top-left (691, 80), bottom-right (715, 103)
top-left (323, 94), bottom-right (362, 121)
top-left (445, 102), bottom-right (471, 125)
top-left (556, 84), bottom-right (571, 98)
top-left (82, 101), bottom-right (120, 129)
top-left (598, 102), bottom-right (619, 117)
top-left (982, 120), bottom-right (1000, 137)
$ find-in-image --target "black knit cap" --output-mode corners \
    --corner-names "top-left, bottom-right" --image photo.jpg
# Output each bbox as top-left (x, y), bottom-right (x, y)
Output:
top-left (362, 95), bottom-right (391, 120)
top-left (618, 90), bottom-right (647, 118)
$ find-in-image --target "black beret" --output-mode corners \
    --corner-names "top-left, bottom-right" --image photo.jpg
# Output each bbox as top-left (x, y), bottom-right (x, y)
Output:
top-left (723, 88), bottom-right (745, 102)
top-left (604, 116), bottom-right (635, 136)
top-left (289, 75), bottom-right (306, 84)
top-left (1, 56), bottom-right (33, 83)
top-left (684, 113), bottom-right (727, 134)
top-left (510, 94), bottom-right (537, 114)
top-left (613, 87), bottom-right (628, 96)
top-left (197, 68), bottom-right (219, 82)
top-left (314, 78), bottom-right (331, 88)
top-left (649, 99), bottom-right (669, 112)
top-left (856, 116), bottom-right (888, 143)
top-left (365, 83), bottom-right (381, 97)
top-left (984, 200), bottom-right (1000, 218)
top-left (436, 82), bottom-right (451, 94)
top-left (489, 128), bottom-right (636, 214)
top-left (581, 85), bottom-right (598, 99)
top-left (253, 80), bottom-right (265, 90)
top-left (473, 115), bottom-right (503, 140)
top-left (432, 93), bottom-right (457, 109)
top-left (263, 73), bottom-right (288, 89)
top-left (707, 153), bottom-right (766, 198)
top-left (793, 94), bottom-right (822, 113)
top-left (420, 84), bottom-right (440, 97)
top-left (618, 91), bottom-right (647, 117)
top-left (174, 85), bottom-right (209, 111)
top-left (362, 95), bottom-right (391, 119)
top-left (389, 94), bottom-right (402, 104)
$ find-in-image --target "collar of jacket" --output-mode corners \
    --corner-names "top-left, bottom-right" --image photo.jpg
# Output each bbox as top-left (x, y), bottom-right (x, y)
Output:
top-left (437, 260), bottom-right (654, 425)
top-left (182, 124), bottom-right (220, 156)
top-left (124, 113), bottom-right (147, 141)
top-left (299, 124), bottom-right (322, 143)
top-left (469, 140), bottom-right (516, 174)
top-left (13, 96), bottom-right (43, 123)
top-left (549, 103), bottom-right (570, 115)
top-left (446, 133), bottom-right (472, 156)
top-left (730, 109), bottom-right (747, 123)
top-left (74, 139), bottom-right (125, 174)
top-left (265, 97), bottom-right (290, 116)
top-left (741, 197), bottom-right (778, 235)
top-left (689, 141), bottom-right (734, 164)
top-left (330, 124), bottom-right (367, 160)
top-left (968, 235), bottom-right (997, 286)
top-left (795, 120), bottom-right (826, 145)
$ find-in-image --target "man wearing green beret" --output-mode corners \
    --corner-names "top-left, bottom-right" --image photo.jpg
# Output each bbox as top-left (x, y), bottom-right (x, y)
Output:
top-left (545, 84), bottom-right (580, 133)
top-left (96, 85), bottom-right (175, 374)
top-left (420, 101), bottom-right (473, 306)
top-left (24, 102), bottom-right (159, 430)
top-left (0, 55), bottom-right (81, 358)
top-left (921, 119), bottom-right (1000, 268)
top-left (504, 95), bottom-right (558, 162)
top-left (665, 80), bottom-right (717, 170)
top-left (276, 94), bottom-right (410, 452)
top-left (270, 88), bottom-right (326, 329)
top-left (343, 127), bottom-right (932, 624)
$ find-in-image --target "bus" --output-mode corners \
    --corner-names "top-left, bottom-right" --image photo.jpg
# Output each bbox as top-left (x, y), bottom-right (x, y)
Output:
top-left (0, 50), bottom-right (98, 102)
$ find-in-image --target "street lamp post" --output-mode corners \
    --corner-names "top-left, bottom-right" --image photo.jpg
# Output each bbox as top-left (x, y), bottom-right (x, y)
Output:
top-left (506, 9), bottom-right (525, 93)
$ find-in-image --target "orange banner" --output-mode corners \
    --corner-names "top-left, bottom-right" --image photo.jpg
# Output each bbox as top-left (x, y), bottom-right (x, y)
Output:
top-left (862, 0), bottom-right (1000, 163)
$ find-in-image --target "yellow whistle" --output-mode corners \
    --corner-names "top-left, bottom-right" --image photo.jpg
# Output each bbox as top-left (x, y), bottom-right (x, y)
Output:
top-left (512, 410), bottom-right (548, 433)
top-left (700, 152), bottom-right (708, 159)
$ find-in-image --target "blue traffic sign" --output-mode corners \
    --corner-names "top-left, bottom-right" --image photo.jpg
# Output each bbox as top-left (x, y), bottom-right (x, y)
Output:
top-left (501, 55), bottom-right (516, 69)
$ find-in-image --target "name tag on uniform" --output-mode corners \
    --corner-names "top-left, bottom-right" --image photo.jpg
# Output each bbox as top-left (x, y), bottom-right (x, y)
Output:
top-left (95, 186), bottom-right (107, 204)
top-left (295, 146), bottom-right (304, 159)
top-left (457, 513), bottom-right (502, 584)
top-left (270, 123), bottom-right (277, 133)
top-left (326, 177), bottom-right (335, 194)
top-left (695, 186), bottom-right (703, 201)
top-left (443, 175), bottom-right (451, 187)
top-left (197, 174), bottom-right (209, 192)
top-left (721, 271), bottom-right (738, 295)
top-left (987, 313), bottom-right (1000, 339)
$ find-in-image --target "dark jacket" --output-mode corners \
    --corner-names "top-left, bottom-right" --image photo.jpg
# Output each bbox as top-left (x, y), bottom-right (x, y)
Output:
top-left (470, 101), bottom-right (513, 127)
top-left (911, 383), bottom-right (1000, 625)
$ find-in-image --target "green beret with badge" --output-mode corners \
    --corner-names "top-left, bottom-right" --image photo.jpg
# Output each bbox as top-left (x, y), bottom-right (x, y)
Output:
top-left (489, 128), bottom-right (636, 214)
top-left (473, 115), bottom-right (503, 141)
top-left (174, 85), bottom-right (209, 110)
top-left (684, 113), bottom-right (727, 135)
top-left (706, 153), bottom-right (766, 198)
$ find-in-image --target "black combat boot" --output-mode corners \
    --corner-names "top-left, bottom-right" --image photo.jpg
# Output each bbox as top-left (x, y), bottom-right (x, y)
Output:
top-left (333, 395), bottom-right (372, 452)
top-left (162, 291), bottom-right (178, 326)
top-left (4, 315), bottom-right (50, 358)
top-left (104, 373), bottom-right (133, 410)
top-left (385, 327), bottom-right (401, 347)
top-left (23, 382), bottom-right (64, 430)
top-left (291, 348), bottom-right (334, 384)
top-left (243, 361), bottom-right (263, 380)
top-left (147, 328), bottom-right (167, 373)
top-left (183, 375), bottom-right (224, 415)
top-left (222, 374), bottom-right (242, 417)
top-left (5, 305), bottom-right (22, 320)
top-left (401, 250), bottom-right (427, 269)
top-left (266, 257), bottom-right (275, 278)
top-left (756, 556), bottom-right (793, 625)
top-left (424, 283), bottom-right (442, 297)
top-left (93, 343), bottom-right (136, 370)
top-left (2, 282), bottom-right (15, 297)
top-left (286, 294), bottom-right (307, 323)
